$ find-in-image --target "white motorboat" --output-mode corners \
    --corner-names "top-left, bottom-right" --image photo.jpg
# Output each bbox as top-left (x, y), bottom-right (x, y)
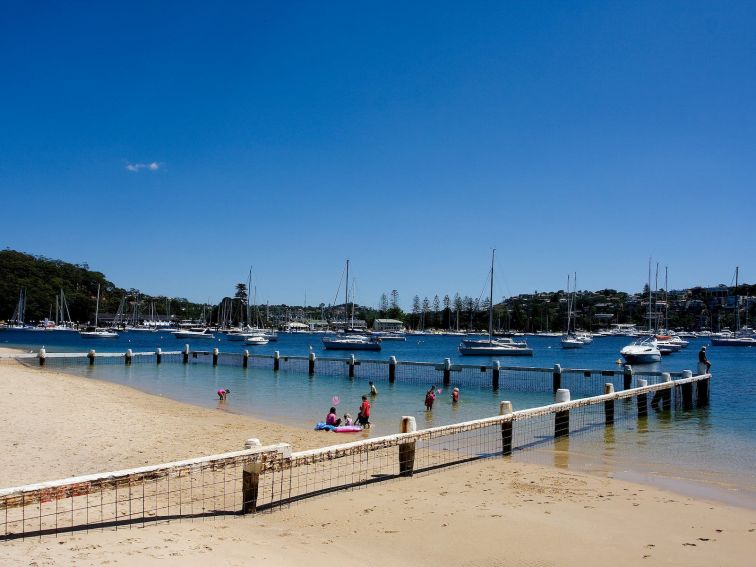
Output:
top-left (322, 335), bottom-right (382, 351)
top-left (245, 335), bottom-right (269, 346)
top-left (459, 250), bottom-right (533, 357)
top-left (560, 335), bottom-right (584, 349)
top-left (371, 331), bottom-right (406, 341)
top-left (173, 328), bottom-right (215, 339)
top-left (620, 336), bottom-right (662, 364)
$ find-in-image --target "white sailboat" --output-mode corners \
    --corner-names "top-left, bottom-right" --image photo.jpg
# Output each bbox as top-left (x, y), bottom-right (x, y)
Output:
top-left (711, 267), bottom-right (756, 346)
top-left (79, 284), bottom-right (119, 338)
top-left (459, 250), bottom-right (533, 357)
top-left (561, 273), bottom-right (583, 349)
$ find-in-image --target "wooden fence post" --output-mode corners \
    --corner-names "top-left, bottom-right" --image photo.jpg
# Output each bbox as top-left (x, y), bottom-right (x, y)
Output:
top-left (623, 365), bottom-right (633, 390)
top-left (637, 379), bottom-right (648, 417)
top-left (212, 348), bottom-right (219, 366)
top-left (348, 355), bottom-right (355, 379)
top-left (604, 383), bottom-right (615, 425)
top-left (388, 356), bottom-right (397, 383)
top-left (125, 349), bottom-right (132, 365)
top-left (492, 360), bottom-right (501, 391)
top-left (308, 351), bottom-right (316, 375)
top-left (554, 389), bottom-right (570, 438)
top-left (443, 358), bottom-right (451, 387)
top-left (243, 349), bottom-right (249, 369)
top-left (87, 349), bottom-right (95, 365)
top-left (273, 351), bottom-right (280, 371)
top-left (182, 344), bottom-right (189, 364)
top-left (155, 347), bottom-right (162, 364)
top-left (499, 401), bottom-right (513, 456)
top-left (552, 364), bottom-right (562, 393)
top-left (242, 438), bottom-right (262, 514)
top-left (38, 348), bottom-right (46, 367)
top-left (398, 416), bottom-right (417, 477)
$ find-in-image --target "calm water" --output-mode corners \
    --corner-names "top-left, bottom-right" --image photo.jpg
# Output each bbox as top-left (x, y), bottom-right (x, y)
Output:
top-left (3, 329), bottom-right (756, 506)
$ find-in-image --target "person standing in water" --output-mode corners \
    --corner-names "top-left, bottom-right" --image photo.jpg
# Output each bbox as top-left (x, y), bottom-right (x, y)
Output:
top-left (425, 386), bottom-right (436, 411)
top-left (452, 387), bottom-right (460, 403)
top-left (369, 381), bottom-right (378, 396)
top-left (217, 388), bottom-right (230, 401)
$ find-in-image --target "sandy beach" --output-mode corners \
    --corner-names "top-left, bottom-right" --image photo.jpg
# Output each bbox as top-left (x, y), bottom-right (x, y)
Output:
top-left (1, 350), bottom-right (754, 566)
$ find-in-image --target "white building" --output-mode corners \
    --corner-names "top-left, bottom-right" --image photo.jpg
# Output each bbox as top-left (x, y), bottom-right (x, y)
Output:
top-left (373, 318), bottom-right (405, 332)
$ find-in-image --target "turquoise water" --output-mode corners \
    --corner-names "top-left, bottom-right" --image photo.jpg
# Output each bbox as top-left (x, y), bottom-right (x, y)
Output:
top-left (3, 329), bottom-right (756, 506)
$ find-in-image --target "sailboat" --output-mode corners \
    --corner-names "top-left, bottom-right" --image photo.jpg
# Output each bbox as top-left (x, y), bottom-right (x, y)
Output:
top-left (711, 267), bottom-right (756, 346)
top-left (79, 284), bottom-right (119, 338)
top-left (561, 273), bottom-right (583, 349)
top-left (458, 250), bottom-right (533, 356)
top-left (620, 261), bottom-right (661, 364)
top-left (323, 260), bottom-right (381, 351)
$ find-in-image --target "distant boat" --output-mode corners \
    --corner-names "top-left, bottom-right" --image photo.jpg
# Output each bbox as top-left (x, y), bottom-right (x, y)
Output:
top-left (560, 273), bottom-right (584, 349)
top-left (245, 335), bottom-right (269, 346)
top-left (459, 250), bottom-right (533, 357)
top-left (173, 328), bottom-right (215, 339)
top-left (322, 335), bottom-right (382, 351)
top-left (711, 268), bottom-right (756, 347)
top-left (79, 284), bottom-right (119, 339)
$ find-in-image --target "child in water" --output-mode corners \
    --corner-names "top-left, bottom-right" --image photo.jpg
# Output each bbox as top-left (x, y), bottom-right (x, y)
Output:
top-left (217, 388), bottom-right (230, 401)
top-left (425, 386), bottom-right (436, 410)
top-left (452, 387), bottom-right (460, 403)
top-left (369, 381), bottom-right (378, 396)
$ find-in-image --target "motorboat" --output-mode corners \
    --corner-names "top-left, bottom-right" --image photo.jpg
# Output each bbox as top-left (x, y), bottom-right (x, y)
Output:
top-left (322, 335), bottom-right (382, 351)
top-left (461, 336), bottom-right (528, 348)
top-left (620, 336), bottom-right (662, 364)
top-left (370, 331), bottom-right (406, 341)
top-left (173, 328), bottom-right (216, 339)
top-left (560, 335), bottom-right (584, 349)
top-left (245, 335), bottom-right (269, 346)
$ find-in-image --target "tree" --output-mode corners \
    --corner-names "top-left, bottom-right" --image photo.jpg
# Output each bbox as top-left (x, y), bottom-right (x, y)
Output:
top-left (411, 295), bottom-right (421, 329)
top-left (390, 290), bottom-right (399, 309)
top-left (379, 293), bottom-right (389, 314)
top-left (432, 295), bottom-right (440, 327)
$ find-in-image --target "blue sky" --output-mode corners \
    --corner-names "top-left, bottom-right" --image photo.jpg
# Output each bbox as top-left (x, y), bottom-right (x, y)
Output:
top-left (1, 1), bottom-right (755, 307)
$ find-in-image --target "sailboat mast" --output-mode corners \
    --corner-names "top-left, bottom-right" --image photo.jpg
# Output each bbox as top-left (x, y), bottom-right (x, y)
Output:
top-left (647, 259), bottom-right (652, 334)
top-left (488, 249), bottom-right (495, 340)
top-left (345, 259), bottom-right (350, 331)
top-left (95, 284), bottom-right (100, 328)
top-left (735, 266), bottom-right (740, 332)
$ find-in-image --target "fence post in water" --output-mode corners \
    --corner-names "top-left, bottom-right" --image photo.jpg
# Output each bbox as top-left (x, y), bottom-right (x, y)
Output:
top-left (182, 344), bottom-right (189, 364)
top-left (242, 438), bottom-right (263, 514)
top-left (552, 364), bottom-right (562, 393)
top-left (443, 358), bottom-right (451, 387)
top-left (38, 348), bottom-right (46, 367)
top-left (388, 356), bottom-right (397, 383)
top-left (88, 349), bottom-right (95, 365)
top-left (492, 360), bottom-right (501, 391)
top-left (212, 348), bottom-right (219, 366)
top-left (309, 350), bottom-right (316, 375)
top-left (398, 416), bottom-right (417, 477)
top-left (273, 350), bottom-right (280, 371)
top-left (125, 349), bottom-right (133, 365)
top-left (604, 383), bottom-right (615, 425)
top-left (348, 354), bottom-right (356, 379)
top-left (637, 378), bottom-right (648, 417)
top-left (554, 389), bottom-right (570, 438)
top-left (623, 365), bottom-right (633, 389)
top-left (499, 401), bottom-right (513, 456)
top-left (652, 373), bottom-right (672, 410)
top-left (155, 347), bottom-right (162, 364)
top-left (243, 349), bottom-right (249, 369)
top-left (678, 369), bottom-right (694, 409)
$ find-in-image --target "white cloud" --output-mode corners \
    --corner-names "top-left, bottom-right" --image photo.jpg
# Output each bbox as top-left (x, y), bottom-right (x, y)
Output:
top-left (126, 161), bottom-right (161, 172)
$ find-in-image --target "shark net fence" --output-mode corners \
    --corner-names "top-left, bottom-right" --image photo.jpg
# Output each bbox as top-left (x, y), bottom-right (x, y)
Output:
top-left (0, 373), bottom-right (710, 541)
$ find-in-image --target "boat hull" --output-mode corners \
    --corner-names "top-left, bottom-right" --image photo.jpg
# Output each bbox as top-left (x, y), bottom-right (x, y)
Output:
top-left (711, 337), bottom-right (756, 347)
top-left (458, 345), bottom-right (533, 356)
top-left (322, 340), bottom-right (381, 351)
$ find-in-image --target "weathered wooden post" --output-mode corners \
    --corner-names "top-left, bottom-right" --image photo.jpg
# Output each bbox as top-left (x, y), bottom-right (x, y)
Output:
top-left (125, 348), bottom-right (133, 365)
top-left (604, 383), bottom-right (615, 425)
top-left (623, 365), bottom-right (633, 390)
top-left (637, 378), bottom-right (648, 418)
top-left (348, 354), bottom-right (356, 379)
top-left (182, 344), bottom-right (189, 364)
top-left (398, 416), bottom-right (417, 477)
top-left (155, 347), bottom-right (162, 364)
top-left (242, 438), bottom-right (263, 514)
top-left (680, 370), bottom-right (693, 409)
top-left (499, 401), bottom-right (513, 456)
top-left (88, 349), bottom-right (96, 365)
top-left (552, 364), bottom-right (562, 393)
top-left (388, 356), bottom-right (397, 383)
top-left (308, 350), bottom-right (316, 375)
top-left (273, 350), bottom-right (280, 371)
top-left (693, 369), bottom-right (710, 407)
top-left (443, 358), bottom-right (451, 387)
top-left (554, 388), bottom-right (570, 438)
top-left (662, 373), bottom-right (673, 410)
top-left (212, 347), bottom-right (219, 366)
top-left (242, 349), bottom-right (249, 369)
top-left (492, 360), bottom-right (501, 391)
top-left (38, 348), bottom-right (46, 367)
